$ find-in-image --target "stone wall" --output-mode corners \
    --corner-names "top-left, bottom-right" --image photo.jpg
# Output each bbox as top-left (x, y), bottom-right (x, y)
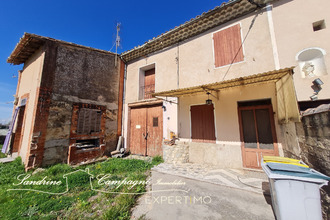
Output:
top-left (163, 143), bottom-right (189, 164)
top-left (189, 142), bottom-right (243, 168)
top-left (41, 43), bottom-right (121, 166)
top-left (282, 105), bottom-right (330, 219)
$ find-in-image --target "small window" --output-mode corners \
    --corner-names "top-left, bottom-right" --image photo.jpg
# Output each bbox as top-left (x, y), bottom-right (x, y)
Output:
top-left (153, 117), bottom-right (158, 127)
top-left (77, 108), bottom-right (102, 134)
top-left (20, 98), bottom-right (27, 106)
top-left (76, 139), bottom-right (100, 148)
top-left (313, 20), bottom-right (326, 32)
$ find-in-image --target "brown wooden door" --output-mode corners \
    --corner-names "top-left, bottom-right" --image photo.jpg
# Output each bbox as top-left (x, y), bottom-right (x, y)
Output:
top-left (130, 104), bottom-right (163, 156)
top-left (238, 105), bottom-right (278, 169)
top-left (146, 105), bottom-right (163, 156)
top-left (12, 106), bottom-right (26, 153)
top-left (130, 107), bottom-right (147, 155)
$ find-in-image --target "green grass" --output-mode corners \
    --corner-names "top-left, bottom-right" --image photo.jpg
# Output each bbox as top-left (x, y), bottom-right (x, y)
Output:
top-left (0, 144), bottom-right (6, 158)
top-left (0, 156), bottom-right (163, 219)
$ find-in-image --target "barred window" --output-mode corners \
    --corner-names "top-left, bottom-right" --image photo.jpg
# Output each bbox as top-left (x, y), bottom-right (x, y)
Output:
top-left (77, 108), bottom-right (102, 134)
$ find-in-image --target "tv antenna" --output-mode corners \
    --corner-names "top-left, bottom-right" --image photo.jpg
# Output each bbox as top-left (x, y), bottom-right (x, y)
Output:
top-left (115, 22), bottom-right (121, 67)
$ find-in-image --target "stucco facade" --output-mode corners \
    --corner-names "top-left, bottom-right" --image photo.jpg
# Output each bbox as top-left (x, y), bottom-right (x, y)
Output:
top-left (14, 48), bottom-right (45, 164)
top-left (122, 0), bottom-right (328, 168)
top-left (272, 0), bottom-right (330, 101)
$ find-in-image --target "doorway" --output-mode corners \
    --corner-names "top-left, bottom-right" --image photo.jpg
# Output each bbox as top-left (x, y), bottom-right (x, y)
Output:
top-left (238, 101), bottom-right (278, 169)
top-left (129, 104), bottom-right (163, 156)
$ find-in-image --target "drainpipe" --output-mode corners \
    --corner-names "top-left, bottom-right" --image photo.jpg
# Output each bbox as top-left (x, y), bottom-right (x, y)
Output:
top-left (121, 61), bottom-right (128, 151)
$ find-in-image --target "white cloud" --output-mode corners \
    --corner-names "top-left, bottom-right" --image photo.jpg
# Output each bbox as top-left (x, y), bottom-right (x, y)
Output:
top-left (0, 118), bottom-right (11, 124)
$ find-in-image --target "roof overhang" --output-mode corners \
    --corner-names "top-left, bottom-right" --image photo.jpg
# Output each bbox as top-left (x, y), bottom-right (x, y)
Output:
top-left (121, 0), bottom-right (277, 63)
top-left (153, 67), bottom-right (294, 97)
top-left (8, 33), bottom-right (116, 65)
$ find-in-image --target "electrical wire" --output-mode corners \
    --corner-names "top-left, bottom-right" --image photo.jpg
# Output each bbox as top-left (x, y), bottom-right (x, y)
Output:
top-left (221, 12), bottom-right (259, 81)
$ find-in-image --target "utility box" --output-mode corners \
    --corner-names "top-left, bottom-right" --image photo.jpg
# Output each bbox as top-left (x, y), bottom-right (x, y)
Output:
top-left (261, 156), bottom-right (330, 220)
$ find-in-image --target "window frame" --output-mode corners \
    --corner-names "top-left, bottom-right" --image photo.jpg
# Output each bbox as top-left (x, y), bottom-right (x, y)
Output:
top-left (138, 63), bottom-right (156, 100)
top-left (76, 108), bottom-right (102, 135)
top-left (212, 22), bottom-right (245, 69)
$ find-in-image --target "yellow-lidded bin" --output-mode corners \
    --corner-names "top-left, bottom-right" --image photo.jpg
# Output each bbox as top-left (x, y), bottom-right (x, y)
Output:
top-left (263, 156), bottom-right (309, 168)
top-left (261, 157), bottom-right (329, 220)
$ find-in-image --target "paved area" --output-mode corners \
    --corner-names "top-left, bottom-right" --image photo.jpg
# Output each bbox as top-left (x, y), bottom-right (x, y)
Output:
top-left (0, 152), bottom-right (18, 163)
top-left (0, 157), bottom-right (15, 163)
top-left (131, 170), bottom-right (274, 220)
top-left (152, 163), bottom-right (270, 194)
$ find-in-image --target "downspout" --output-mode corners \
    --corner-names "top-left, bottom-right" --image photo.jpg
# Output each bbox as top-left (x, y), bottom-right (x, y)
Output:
top-left (121, 61), bottom-right (128, 151)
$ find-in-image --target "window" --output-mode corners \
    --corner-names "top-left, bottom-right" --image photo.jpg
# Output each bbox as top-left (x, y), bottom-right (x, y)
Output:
top-left (153, 117), bottom-right (158, 127)
top-left (76, 139), bottom-right (100, 148)
top-left (140, 68), bottom-right (155, 99)
top-left (77, 108), bottom-right (102, 134)
top-left (190, 104), bottom-right (216, 142)
top-left (313, 20), bottom-right (326, 32)
top-left (213, 24), bottom-right (244, 68)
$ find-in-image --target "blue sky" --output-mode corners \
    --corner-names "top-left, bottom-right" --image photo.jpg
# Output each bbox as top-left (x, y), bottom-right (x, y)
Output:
top-left (0, 0), bottom-right (225, 123)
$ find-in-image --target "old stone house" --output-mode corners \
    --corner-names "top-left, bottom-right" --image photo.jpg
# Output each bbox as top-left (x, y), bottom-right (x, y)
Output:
top-left (4, 33), bottom-right (124, 169)
top-left (120, 0), bottom-right (330, 169)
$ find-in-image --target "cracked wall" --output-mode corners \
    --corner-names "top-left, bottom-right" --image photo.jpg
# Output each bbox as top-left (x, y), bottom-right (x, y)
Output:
top-left (42, 43), bottom-right (121, 166)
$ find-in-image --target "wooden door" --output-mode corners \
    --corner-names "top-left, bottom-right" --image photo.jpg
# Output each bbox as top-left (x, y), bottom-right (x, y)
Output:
top-left (12, 106), bottom-right (26, 153)
top-left (146, 105), bottom-right (163, 156)
top-left (130, 104), bottom-right (163, 156)
top-left (238, 105), bottom-right (278, 169)
top-left (130, 107), bottom-right (147, 155)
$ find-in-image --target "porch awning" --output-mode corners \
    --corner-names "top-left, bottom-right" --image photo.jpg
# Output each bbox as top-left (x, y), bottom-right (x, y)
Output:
top-left (153, 67), bottom-right (293, 97)
top-left (153, 67), bottom-right (300, 123)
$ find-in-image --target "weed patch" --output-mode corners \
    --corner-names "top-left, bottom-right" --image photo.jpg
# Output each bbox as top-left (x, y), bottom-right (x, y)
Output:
top-left (0, 155), bottom-right (163, 219)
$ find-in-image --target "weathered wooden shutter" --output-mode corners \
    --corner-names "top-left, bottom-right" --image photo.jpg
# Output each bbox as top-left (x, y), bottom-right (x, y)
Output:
top-left (77, 108), bottom-right (102, 134)
top-left (190, 104), bottom-right (216, 142)
top-left (144, 68), bottom-right (155, 99)
top-left (213, 24), bottom-right (244, 68)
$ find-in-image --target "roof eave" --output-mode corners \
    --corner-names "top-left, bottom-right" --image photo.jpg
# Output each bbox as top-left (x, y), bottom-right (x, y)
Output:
top-left (121, 0), bottom-right (277, 63)
top-left (7, 33), bottom-right (117, 65)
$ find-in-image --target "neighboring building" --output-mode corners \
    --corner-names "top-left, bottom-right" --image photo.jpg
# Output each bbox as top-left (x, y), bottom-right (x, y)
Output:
top-left (4, 33), bottom-right (124, 169)
top-left (120, 0), bottom-right (329, 169)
